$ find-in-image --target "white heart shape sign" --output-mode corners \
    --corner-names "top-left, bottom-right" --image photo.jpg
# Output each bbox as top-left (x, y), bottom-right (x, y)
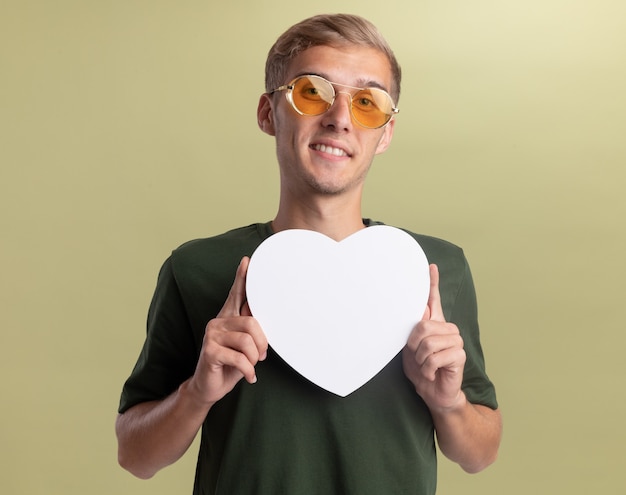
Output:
top-left (246, 226), bottom-right (430, 397)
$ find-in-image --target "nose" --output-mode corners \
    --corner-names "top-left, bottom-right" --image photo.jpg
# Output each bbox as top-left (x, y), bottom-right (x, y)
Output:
top-left (321, 91), bottom-right (353, 131)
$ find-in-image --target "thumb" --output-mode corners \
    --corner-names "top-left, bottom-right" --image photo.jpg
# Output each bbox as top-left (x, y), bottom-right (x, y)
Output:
top-left (217, 257), bottom-right (250, 318)
top-left (426, 264), bottom-right (446, 322)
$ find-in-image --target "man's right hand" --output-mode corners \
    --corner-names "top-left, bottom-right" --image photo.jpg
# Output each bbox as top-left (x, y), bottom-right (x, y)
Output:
top-left (116, 257), bottom-right (267, 479)
top-left (187, 256), bottom-right (268, 407)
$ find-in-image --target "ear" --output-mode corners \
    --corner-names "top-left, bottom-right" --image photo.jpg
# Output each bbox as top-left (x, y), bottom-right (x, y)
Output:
top-left (257, 93), bottom-right (276, 136)
top-left (374, 118), bottom-right (395, 155)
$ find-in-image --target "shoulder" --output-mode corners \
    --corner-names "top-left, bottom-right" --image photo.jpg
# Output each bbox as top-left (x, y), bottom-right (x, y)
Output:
top-left (368, 221), bottom-right (472, 314)
top-left (402, 230), bottom-right (465, 264)
top-left (157, 223), bottom-right (272, 297)
top-left (399, 225), bottom-right (469, 273)
top-left (169, 223), bottom-right (271, 270)
top-left (400, 230), bottom-right (470, 296)
top-left (174, 223), bottom-right (270, 258)
top-left (367, 219), bottom-right (466, 268)
top-left (153, 223), bottom-right (273, 321)
top-left (404, 232), bottom-right (470, 292)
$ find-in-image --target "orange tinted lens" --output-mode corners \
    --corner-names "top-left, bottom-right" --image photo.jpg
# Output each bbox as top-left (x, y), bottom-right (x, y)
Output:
top-left (351, 89), bottom-right (393, 128)
top-left (291, 76), bottom-right (334, 115)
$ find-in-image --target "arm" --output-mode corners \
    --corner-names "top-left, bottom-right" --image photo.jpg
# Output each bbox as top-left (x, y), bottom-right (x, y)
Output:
top-left (115, 380), bottom-right (213, 479)
top-left (402, 264), bottom-right (502, 473)
top-left (116, 257), bottom-right (268, 479)
top-left (430, 394), bottom-right (502, 473)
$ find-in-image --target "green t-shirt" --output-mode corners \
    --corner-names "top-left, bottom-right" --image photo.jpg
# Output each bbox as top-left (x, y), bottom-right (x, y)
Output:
top-left (119, 221), bottom-right (497, 495)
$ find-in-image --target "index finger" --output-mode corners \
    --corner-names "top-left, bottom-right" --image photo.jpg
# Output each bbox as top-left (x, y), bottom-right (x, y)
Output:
top-left (218, 257), bottom-right (250, 318)
top-left (426, 264), bottom-right (446, 322)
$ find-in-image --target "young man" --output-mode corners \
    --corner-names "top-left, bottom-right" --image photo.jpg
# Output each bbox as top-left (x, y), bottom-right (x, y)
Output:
top-left (116, 13), bottom-right (502, 495)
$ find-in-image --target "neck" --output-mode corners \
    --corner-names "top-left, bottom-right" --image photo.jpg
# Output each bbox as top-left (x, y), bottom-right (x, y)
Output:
top-left (272, 191), bottom-right (365, 241)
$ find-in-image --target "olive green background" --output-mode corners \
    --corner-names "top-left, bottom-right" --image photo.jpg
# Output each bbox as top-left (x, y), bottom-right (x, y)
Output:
top-left (2, 1), bottom-right (624, 493)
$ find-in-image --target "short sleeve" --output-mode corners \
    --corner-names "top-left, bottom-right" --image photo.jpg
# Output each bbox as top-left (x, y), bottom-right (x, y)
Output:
top-left (447, 255), bottom-right (498, 409)
top-left (118, 257), bottom-right (198, 413)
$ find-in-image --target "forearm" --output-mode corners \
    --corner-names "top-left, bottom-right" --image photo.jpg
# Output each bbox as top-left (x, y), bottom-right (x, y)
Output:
top-left (115, 378), bottom-right (212, 479)
top-left (431, 393), bottom-right (502, 473)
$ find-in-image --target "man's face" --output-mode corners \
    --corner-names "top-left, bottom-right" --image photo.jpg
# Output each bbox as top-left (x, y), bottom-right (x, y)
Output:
top-left (258, 44), bottom-right (396, 199)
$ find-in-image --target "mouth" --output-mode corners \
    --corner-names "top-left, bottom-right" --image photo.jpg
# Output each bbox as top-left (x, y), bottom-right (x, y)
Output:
top-left (310, 143), bottom-right (351, 158)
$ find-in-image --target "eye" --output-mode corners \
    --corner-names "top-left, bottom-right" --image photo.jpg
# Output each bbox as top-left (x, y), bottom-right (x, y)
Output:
top-left (298, 82), bottom-right (324, 101)
top-left (353, 91), bottom-right (378, 112)
top-left (354, 89), bottom-right (393, 114)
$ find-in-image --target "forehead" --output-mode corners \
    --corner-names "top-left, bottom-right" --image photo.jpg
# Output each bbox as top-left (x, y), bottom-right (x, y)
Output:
top-left (285, 44), bottom-right (393, 91)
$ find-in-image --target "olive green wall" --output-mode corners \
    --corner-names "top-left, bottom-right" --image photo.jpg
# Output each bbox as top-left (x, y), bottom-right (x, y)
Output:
top-left (2, 1), bottom-right (624, 493)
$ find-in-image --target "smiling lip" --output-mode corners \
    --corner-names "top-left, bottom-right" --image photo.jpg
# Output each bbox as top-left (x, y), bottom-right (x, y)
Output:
top-left (310, 143), bottom-right (351, 158)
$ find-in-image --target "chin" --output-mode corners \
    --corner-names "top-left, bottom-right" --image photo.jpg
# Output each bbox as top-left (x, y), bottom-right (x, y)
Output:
top-left (301, 174), bottom-right (343, 194)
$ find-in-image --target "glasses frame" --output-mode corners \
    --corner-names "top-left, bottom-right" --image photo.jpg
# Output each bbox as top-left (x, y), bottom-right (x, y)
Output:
top-left (271, 74), bottom-right (399, 129)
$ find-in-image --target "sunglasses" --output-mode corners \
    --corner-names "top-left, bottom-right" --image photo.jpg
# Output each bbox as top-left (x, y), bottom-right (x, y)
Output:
top-left (271, 74), bottom-right (399, 129)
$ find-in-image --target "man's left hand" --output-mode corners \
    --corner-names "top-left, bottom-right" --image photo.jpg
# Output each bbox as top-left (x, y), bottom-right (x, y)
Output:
top-left (402, 264), bottom-right (467, 412)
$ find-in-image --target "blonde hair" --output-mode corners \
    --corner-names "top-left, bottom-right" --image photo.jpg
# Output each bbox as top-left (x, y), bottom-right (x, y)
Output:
top-left (265, 14), bottom-right (402, 102)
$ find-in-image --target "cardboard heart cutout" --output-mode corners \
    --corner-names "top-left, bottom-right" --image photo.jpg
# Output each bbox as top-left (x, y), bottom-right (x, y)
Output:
top-left (246, 226), bottom-right (430, 397)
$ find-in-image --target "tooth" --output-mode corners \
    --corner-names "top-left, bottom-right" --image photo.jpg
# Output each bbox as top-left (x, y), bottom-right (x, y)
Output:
top-left (314, 144), bottom-right (346, 156)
